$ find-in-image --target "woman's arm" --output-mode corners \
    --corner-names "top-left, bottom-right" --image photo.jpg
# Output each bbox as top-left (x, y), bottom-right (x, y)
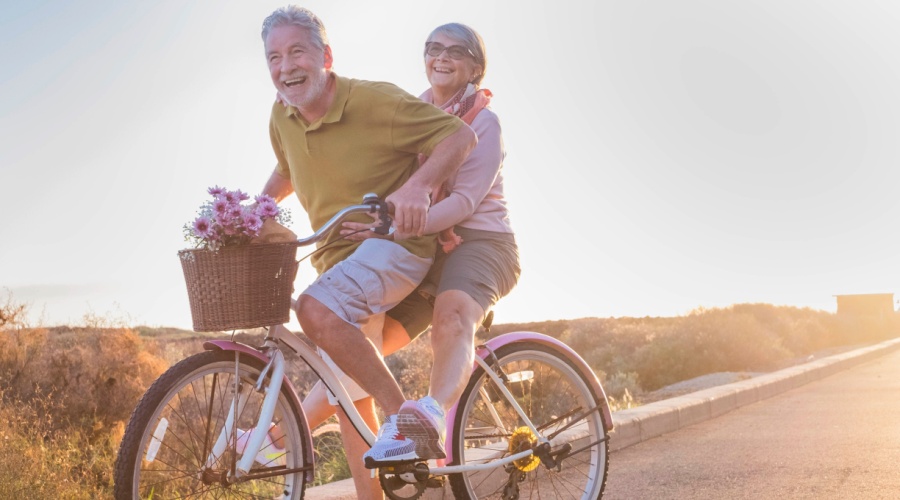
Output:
top-left (424, 110), bottom-right (504, 234)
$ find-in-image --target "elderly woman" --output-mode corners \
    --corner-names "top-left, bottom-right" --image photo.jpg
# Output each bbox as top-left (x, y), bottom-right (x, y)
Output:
top-left (299, 21), bottom-right (519, 476)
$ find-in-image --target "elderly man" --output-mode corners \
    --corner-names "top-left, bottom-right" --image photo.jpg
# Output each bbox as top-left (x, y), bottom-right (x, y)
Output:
top-left (259, 6), bottom-right (476, 498)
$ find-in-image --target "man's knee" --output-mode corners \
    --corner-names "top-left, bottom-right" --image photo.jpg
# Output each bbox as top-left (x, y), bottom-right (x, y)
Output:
top-left (296, 295), bottom-right (338, 344)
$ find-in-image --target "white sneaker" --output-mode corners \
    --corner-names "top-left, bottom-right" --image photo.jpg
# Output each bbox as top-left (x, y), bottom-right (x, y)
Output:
top-left (235, 425), bottom-right (286, 467)
top-left (397, 396), bottom-right (447, 460)
top-left (363, 415), bottom-right (419, 468)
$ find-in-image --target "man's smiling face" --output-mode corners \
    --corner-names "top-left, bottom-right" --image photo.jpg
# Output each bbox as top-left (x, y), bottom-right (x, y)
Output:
top-left (265, 24), bottom-right (332, 110)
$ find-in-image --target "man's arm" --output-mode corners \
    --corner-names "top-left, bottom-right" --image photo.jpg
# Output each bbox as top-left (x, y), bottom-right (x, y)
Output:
top-left (387, 125), bottom-right (477, 236)
top-left (262, 168), bottom-right (295, 203)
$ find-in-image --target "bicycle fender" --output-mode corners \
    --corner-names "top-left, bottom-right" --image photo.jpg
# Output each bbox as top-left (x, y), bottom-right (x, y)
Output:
top-left (203, 340), bottom-right (315, 483)
top-left (444, 331), bottom-right (614, 464)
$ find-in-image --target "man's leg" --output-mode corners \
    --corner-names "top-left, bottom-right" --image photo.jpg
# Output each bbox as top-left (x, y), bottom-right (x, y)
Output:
top-left (297, 239), bottom-right (432, 466)
top-left (302, 318), bottom-right (413, 431)
top-left (337, 397), bottom-right (383, 500)
top-left (297, 295), bottom-right (405, 415)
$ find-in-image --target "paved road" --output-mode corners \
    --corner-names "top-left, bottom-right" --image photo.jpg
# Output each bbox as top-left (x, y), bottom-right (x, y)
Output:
top-left (604, 348), bottom-right (900, 499)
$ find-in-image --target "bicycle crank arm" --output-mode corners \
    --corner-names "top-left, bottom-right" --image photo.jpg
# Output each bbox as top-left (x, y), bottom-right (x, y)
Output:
top-left (234, 464), bottom-right (315, 483)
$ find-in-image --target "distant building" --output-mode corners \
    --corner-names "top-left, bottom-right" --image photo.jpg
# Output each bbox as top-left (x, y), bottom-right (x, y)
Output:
top-left (834, 293), bottom-right (895, 317)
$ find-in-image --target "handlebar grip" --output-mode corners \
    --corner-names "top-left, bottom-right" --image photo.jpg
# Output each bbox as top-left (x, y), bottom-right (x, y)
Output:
top-left (362, 194), bottom-right (393, 235)
top-left (374, 202), bottom-right (393, 235)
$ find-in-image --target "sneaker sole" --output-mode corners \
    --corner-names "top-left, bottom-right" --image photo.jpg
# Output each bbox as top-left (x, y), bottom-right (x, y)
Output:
top-left (397, 403), bottom-right (446, 460)
top-left (363, 452), bottom-right (419, 469)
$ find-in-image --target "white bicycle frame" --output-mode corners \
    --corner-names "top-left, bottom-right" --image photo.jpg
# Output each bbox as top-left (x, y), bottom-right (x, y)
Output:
top-left (210, 327), bottom-right (548, 480)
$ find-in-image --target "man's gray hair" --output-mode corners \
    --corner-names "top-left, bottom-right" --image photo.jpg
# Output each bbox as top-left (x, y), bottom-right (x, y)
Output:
top-left (426, 23), bottom-right (487, 86)
top-left (261, 5), bottom-right (329, 50)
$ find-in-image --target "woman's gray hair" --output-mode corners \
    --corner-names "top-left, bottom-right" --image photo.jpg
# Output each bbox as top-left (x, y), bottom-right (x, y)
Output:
top-left (261, 6), bottom-right (329, 50)
top-left (426, 23), bottom-right (487, 86)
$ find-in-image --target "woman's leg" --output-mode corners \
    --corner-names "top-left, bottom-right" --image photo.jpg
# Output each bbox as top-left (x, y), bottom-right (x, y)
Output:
top-left (428, 289), bottom-right (484, 409)
top-left (302, 382), bottom-right (336, 430)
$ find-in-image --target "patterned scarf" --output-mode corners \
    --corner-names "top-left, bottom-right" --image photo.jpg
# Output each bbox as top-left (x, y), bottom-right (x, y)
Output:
top-left (423, 84), bottom-right (492, 253)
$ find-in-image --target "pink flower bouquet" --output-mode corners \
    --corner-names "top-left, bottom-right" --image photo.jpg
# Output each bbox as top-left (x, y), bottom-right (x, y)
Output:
top-left (183, 186), bottom-right (292, 251)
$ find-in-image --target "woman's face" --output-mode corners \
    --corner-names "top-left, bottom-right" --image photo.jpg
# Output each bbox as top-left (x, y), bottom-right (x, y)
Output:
top-left (425, 32), bottom-right (482, 97)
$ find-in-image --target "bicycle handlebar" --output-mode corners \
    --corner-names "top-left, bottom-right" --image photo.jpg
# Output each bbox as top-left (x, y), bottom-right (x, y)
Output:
top-left (296, 193), bottom-right (392, 246)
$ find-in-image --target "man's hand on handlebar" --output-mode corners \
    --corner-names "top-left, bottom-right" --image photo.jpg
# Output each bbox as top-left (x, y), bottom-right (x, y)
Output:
top-left (384, 184), bottom-right (430, 237)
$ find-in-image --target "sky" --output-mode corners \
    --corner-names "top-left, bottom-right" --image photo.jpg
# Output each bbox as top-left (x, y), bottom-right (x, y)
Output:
top-left (2, 0), bottom-right (900, 330)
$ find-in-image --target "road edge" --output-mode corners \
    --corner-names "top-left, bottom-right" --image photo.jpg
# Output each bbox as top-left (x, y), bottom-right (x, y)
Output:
top-left (608, 336), bottom-right (900, 451)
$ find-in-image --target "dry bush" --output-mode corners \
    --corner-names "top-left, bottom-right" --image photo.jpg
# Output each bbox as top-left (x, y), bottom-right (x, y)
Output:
top-left (0, 290), bottom-right (28, 328)
top-left (0, 326), bottom-right (168, 432)
top-left (511, 304), bottom-right (900, 395)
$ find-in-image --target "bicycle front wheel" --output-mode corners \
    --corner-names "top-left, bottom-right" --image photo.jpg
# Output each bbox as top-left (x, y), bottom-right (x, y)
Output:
top-left (114, 349), bottom-right (310, 499)
top-left (449, 342), bottom-right (610, 499)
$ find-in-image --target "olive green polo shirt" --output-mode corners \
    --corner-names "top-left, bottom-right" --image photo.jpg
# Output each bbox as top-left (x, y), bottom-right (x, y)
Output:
top-left (270, 74), bottom-right (465, 274)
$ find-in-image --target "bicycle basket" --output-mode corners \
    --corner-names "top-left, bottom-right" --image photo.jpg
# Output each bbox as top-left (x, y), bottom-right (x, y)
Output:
top-left (178, 242), bottom-right (300, 332)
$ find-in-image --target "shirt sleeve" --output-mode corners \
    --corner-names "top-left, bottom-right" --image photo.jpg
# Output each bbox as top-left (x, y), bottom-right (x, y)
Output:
top-left (391, 94), bottom-right (465, 156)
top-left (424, 109), bottom-right (504, 233)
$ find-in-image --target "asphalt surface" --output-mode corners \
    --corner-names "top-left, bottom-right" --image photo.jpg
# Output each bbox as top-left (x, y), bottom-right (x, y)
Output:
top-left (603, 347), bottom-right (900, 499)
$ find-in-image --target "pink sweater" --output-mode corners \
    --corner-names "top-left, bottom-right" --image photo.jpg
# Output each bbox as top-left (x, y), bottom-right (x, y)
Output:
top-left (422, 96), bottom-right (514, 235)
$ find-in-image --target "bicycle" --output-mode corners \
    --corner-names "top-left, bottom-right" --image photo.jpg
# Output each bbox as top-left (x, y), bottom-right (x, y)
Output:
top-left (113, 195), bottom-right (614, 499)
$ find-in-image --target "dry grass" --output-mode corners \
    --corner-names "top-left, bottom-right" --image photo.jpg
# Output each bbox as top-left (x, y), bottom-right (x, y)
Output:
top-left (0, 388), bottom-right (119, 498)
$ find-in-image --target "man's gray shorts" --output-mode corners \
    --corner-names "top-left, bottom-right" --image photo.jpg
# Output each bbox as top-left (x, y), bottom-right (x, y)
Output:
top-left (302, 238), bottom-right (432, 403)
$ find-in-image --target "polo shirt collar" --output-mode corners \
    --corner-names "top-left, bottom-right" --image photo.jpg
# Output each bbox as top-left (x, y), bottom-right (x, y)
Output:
top-left (322, 74), bottom-right (349, 124)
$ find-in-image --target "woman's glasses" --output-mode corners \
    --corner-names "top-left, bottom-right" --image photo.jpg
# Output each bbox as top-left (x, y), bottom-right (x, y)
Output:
top-left (425, 42), bottom-right (475, 61)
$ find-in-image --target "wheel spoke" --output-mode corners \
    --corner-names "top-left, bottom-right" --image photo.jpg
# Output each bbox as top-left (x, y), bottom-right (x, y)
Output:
top-left (114, 351), bottom-right (308, 499)
top-left (449, 343), bottom-right (609, 499)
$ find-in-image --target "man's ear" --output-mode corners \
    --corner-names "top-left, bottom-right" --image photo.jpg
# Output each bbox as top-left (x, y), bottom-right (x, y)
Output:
top-left (323, 45), bottom-right (334, 70)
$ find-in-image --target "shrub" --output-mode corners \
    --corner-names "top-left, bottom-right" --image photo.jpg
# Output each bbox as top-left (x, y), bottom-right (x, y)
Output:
top-left (0, 326), bottom-right (168, 432)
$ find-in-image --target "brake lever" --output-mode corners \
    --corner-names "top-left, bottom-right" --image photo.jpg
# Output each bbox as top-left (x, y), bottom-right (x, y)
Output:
top-left (363, 193), bottom-right (393, 236)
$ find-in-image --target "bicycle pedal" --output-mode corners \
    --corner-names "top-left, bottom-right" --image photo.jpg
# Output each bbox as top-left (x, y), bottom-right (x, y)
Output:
top-left (425, 476), bottom-right (445, 488)
top-left (365, 458), bottom-right (418, 470)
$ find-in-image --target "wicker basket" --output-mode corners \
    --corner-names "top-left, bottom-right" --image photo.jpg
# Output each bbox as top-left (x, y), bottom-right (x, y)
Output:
top-left (178, 242), bottom-right (300, 332)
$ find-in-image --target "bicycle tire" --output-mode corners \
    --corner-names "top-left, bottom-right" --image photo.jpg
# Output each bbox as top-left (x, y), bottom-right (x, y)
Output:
top-left (448, 342), bottom-right (610, 499)
top-left (113, 349), bottom-right (311, 499)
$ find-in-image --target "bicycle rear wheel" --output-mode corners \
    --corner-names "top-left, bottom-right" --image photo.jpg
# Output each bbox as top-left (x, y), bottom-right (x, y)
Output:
top-left (449, 342), bottom-right (610, 499)
top-left (114, 349), bottom-right (310, 499)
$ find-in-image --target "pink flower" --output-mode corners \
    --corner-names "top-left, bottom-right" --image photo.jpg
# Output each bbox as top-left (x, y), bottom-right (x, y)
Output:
top-left (243, 211), bottom-right (263, 234)
top-left (224, 189), bottom-right (249, 204)
top-left (208, 185), bottom-right (226, 197)
top-left (212, 198), bottom-right (229, 214)
top-left (227, 204), bottom-right (243, 219)
top-left (192, 216), bottom-right (214, 238)
top-left (255, 194), bottom-right (276, 205)
top-left (255, 199), bottom-right (279, 218)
